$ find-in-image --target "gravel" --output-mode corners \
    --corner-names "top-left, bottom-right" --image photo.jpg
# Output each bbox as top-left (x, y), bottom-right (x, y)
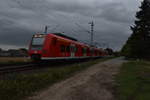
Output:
top-left (27, 57), bottom-right (125, 100)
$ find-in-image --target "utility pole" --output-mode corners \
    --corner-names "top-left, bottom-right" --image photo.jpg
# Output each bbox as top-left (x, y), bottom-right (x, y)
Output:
top-left (44, 26), bottom-right (48, 34)
top-left (89, 21), bottom-right (94, 46)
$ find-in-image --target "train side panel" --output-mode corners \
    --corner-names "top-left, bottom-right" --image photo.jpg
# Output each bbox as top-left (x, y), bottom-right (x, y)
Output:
top-left (28, 33), bottom-right (108, 60)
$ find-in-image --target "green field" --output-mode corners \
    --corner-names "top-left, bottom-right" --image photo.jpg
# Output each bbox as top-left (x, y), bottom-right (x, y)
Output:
top-left (0, 57), bottom-right (31, 64)
top-left (116, 60), bottom-right (150, 100)
top-left (0, 58), bottom-right (111, 100)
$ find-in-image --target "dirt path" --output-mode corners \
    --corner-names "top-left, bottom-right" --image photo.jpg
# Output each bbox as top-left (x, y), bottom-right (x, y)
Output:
top-left (28, 57), bottom-right (125, 100)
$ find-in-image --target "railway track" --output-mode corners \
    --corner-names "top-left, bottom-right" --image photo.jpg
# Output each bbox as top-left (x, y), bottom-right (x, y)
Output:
top-left (0, 61), bottom-right (76, 74)
top-left (0, 58), bottom-right (100, 74)
top-left (0, 64), bottom-right (37, 74)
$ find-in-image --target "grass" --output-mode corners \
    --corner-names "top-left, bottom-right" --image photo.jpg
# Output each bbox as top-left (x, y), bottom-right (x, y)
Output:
top-left (0, 57), bottom-right (31, 65)
top-left (116, 60), bottom-right (150, 100)
top-left (0, 57), bottom-right (112, 100)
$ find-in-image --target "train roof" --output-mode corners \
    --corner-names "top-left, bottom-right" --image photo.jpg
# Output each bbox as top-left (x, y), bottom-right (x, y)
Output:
top-left (50, 33), bottom-right (99, 48)
top-left (34, 33), bottom-right (104, 50)
top-left (51, 33), bottom-right (78, 42)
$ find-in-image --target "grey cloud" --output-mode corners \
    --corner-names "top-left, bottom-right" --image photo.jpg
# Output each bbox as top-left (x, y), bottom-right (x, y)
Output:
top-left (0, 26), bottom-right (34, 46)
top-left (0, 0), bottom-right (141, 50)
top-left (96, 2), bottom-right (135, 24)
top-left (13, 0), bottom-right (90, 14)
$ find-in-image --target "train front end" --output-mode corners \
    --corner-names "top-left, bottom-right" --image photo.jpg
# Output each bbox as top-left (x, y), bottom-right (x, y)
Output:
top-left (28, 34), bottom-right (46, 60)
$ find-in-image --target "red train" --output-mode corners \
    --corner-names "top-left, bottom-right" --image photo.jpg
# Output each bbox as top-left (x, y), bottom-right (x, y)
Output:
top-left (28, 33), bottom-right (107, 60)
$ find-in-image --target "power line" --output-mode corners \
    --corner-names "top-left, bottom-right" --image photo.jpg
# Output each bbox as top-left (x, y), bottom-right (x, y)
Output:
top-left (44, 24), bottom-right (60, 34)
top-left (75, 23), bottom-right (90, 34)
top-left (75, 21), bottom-right (95, 46)
top-left (50, 24), bottom-right (60, 32)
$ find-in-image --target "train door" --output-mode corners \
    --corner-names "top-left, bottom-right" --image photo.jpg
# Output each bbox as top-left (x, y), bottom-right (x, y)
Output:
top-left (90, 48), bottom-right (94, 57)
top-left (70, 44), bottom-right (75, 57)
top-left (84, 48), bottom-right (87, 57)
top-left (82, 47), bottom-right (87, 57)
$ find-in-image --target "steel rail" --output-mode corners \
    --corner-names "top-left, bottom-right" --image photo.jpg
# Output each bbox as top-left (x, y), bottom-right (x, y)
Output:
top-left (0, 64), bottom-right (37, 74)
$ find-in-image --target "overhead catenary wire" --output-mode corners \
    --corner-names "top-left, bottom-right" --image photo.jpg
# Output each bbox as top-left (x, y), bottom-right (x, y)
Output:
top-left (75, 23), bottom-right (91, 34)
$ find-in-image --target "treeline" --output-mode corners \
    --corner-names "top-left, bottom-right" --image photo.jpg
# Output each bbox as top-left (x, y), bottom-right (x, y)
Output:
top-left (0, 48), bottom-right (28, 57)
top-left (122, 0), bottom-right (150, 59)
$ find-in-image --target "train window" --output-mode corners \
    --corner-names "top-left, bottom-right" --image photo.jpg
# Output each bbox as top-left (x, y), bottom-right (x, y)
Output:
top-left (31, 37), bottom-right (45, 50)
top-left (70, 46), bottom-right (75, 52)
top-left (32, 37), bottom-right (45, 45)
top-left (90, 49), bottom-right (94, 55)
top-left (74, 47), bottom-right (76, 52)
top-left (82, 48), bottom-right (84, 53)
top-left (72, 46), bottom-right (74, 52)
top-left (66, 46), bottom-right (70, 52)
top-left (82, 48), bottom-right (86, 53)
top-left (69, 45), bottom-right (78, 53)
top-left (75, 47), bottom-right (78, 52)
top-left (60, 45), bottom-right (65, 52)
top-left (70, 46), bottom-right (72, 52)
top-left (73, 47), bottom-right (78, 52)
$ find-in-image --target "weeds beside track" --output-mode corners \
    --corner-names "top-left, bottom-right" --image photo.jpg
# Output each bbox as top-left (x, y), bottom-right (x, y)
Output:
top-left (116, 60), bottom-right (150, 100)
top-left (0, 57), bottom-right (112, 100)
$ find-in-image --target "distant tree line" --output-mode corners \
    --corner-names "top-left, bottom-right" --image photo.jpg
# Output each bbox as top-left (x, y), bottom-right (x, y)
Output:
top-left (0, 48), bottom-right (28, 57)
top-left (122, 0), bottom-right (150, 59)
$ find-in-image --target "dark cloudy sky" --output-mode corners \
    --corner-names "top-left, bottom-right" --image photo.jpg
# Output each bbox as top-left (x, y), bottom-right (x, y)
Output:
top-left (0, 0), bottom-right (142, 50)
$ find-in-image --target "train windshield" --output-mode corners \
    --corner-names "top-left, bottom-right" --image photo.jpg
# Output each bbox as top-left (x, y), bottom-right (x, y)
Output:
top-left (32, 37), bottom-right (45, 45)
top-left (31, 35), bottom-right (45, 50)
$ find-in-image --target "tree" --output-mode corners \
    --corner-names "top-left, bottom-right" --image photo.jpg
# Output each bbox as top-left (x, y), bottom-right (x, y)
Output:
top-left (105, 48), bottom-right (113, 55)
top-left (19, 48), bottom-right (28, 57)
top-left (122, 0), bottom-right (150, 59)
